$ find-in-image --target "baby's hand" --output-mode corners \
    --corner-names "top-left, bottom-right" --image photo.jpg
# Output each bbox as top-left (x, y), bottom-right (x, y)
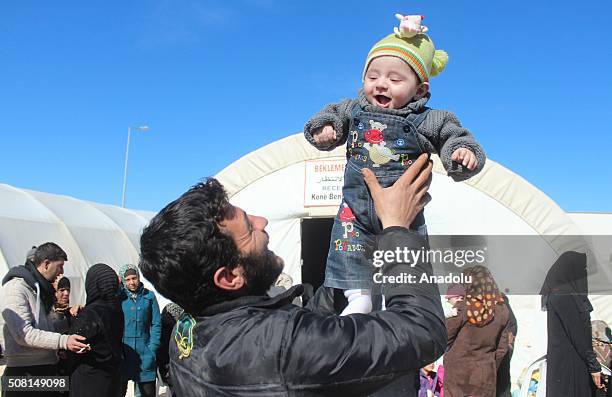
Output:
top-left (313, 125), bottom-right (337, 146)
top-left (451, 148), bottom-right (478, 170)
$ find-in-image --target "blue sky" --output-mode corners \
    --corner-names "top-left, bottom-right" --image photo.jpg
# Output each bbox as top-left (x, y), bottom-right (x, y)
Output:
top-left (1, 0), bottom-right (611, 213)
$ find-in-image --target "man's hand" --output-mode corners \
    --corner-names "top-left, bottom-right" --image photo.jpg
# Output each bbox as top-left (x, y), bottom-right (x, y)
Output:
top-left (363, 153), bottom-right (432, 229)
top-left (592, 372), bottom-right (603, 389)
top-left (66, 334), bottom-right (89, 353)
top-left (451, 147), bottom-right (478, 170)
top-left (313, 125), bottom-right (337, 146)
top-left (69, 304), bottom-right (83, 317)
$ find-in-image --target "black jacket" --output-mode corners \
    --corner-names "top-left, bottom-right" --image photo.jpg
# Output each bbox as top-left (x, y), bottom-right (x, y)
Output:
top-left (169, 227), bottom-right (446, 396)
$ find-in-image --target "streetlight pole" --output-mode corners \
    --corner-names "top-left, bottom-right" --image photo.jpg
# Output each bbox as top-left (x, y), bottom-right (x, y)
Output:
top-left (122, 125), bottom-right (149, 208)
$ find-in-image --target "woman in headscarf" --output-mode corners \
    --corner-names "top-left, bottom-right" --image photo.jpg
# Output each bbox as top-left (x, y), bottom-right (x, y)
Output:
top-left (50, 276), bottom-right (73, 334)
top-left (591, 320), bottom-right (611, 396)
top-left (157, 302), bottom-right (184, 395)
top-left (443, 265), bottom-right (511, 397)
top-left (117, 263), bottom-right (161, 397)
top-left (68, 263), bottom-right (124, 397)
top-left (540, 251), bottom-right (603, 396)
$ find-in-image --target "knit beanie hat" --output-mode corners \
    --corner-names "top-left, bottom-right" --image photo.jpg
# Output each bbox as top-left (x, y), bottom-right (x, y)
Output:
top-left (363, 14), bottom-right (448, 83)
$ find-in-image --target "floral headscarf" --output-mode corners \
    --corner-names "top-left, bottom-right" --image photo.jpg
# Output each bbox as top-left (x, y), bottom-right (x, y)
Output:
top-left (118, 263), bottom-right (140, 287)
top-left (463, 265), bottom-right (504, 327)
top-left (118, 263), bottom-right (143, 299)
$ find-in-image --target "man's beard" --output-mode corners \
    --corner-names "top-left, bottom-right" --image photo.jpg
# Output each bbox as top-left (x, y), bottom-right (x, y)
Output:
top-left (240, 249), bottom-right (284, 296)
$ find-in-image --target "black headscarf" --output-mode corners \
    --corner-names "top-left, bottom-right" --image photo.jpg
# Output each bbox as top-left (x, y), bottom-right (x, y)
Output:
top-left (57, 276), bottom-right (71, 290)
top-left (540, 251), bottom-right (593, 312)
top-left (85, 263), bottom-right (120, 306)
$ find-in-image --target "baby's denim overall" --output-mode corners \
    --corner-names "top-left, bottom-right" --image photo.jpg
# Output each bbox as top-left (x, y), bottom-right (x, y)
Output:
top-left (324, 103), bottom-right (430, 290)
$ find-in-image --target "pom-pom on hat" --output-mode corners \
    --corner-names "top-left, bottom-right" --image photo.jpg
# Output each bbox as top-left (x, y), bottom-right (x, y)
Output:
top-left (363, 14), bottom-right (448, 83)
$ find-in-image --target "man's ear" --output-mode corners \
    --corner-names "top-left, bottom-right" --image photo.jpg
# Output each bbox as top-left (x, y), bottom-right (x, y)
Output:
top-left (213, 266), bottom-right (246, 291)
top-left (414, 82), bottom-right (429, 100)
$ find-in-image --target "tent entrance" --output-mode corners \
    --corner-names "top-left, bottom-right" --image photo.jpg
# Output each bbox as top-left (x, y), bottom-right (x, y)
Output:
top-left (300, 218), bottom-right (334, 292)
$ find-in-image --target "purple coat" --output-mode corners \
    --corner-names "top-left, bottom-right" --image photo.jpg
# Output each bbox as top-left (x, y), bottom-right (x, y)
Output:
top-left (418, 369), bottom-right (442, 397)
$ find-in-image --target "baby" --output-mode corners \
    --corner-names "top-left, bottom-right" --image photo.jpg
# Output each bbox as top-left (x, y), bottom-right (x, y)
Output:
top-left (303, 14), bottom-right (485, 315)
top-left (444, 283), bottom-right (466, 318)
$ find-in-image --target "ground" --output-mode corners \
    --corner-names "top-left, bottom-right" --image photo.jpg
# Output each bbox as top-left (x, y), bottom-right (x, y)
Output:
top-left (0, 358), bottom-right (138, 397)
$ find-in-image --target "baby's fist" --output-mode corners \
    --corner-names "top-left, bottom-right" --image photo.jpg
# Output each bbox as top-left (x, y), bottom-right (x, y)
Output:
top-left (313, 125), bottom-right (337, 146)
top-left (451, 148), bottom-right (478, 170)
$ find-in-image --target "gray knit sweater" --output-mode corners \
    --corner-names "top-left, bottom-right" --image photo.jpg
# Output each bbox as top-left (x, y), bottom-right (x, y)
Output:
top-left (303, 90), bottom-right (486, 181)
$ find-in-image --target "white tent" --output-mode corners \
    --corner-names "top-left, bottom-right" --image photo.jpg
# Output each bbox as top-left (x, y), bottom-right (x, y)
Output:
top-left (0, 183), bottom-right (156, 307)
top-left (217, 133), bottom-right (612, 385)
top-left (0, 133), bottom-right (609, 387)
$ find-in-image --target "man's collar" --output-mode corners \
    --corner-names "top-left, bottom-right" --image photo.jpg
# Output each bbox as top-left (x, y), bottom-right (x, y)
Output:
top-left (197, 284), bottom-right (304, 317)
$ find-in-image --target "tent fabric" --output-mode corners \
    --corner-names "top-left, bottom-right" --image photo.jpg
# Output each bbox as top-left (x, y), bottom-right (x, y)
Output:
top-left (215, 134), bottom-right (601, 297)
top-left (0, 183), bottom-right (155, 306)
top-left (216, 133), bottom-right (582, 237)
top-left (215, 132), bottom-right (611, 389)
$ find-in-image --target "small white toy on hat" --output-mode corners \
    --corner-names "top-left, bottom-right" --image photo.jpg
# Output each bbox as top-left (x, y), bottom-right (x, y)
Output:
top-left (393, 13), bottom-right (428, 38)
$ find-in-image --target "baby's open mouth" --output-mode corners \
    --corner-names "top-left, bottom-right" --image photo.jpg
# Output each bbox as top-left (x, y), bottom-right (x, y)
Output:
top-left (375, 95), bottom-right (391, 106)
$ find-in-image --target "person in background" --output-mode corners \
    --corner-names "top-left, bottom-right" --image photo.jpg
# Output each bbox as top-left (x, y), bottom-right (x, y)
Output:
top-left (443, 283), bottom-right (465, 318)
top-left (1, 243), bottom-right (88, 397)
top-left (118, 263), bottom-right (161, 397)
top-left (541, 251), bottom-right (604, 396)
top-left (418, 362), bottom-right (443, 397)
top-left (157, 302), bottom-right (184, 396)
top-left (496, 293), bottom-right (517, 397)
top-left (592, 320), bottom-right (611, 396)
top-left (68, 264), bottom-right (124, 397)
top-left (50, 276), bottom-right (74, 334)
top-left (444, 265), bottom-right (510, 397)
top-left (50, 275), bottom-right (81, 385)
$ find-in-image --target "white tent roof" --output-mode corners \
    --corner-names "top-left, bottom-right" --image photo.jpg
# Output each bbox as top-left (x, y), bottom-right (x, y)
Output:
top-left (217, 133), bottom-right (612, 385)
top-left (216, 133), bottom-right (589, 276)
top-left (0, 183), bottom-right (156, 305)
top-left (568, 212), bottom-right (612, 234)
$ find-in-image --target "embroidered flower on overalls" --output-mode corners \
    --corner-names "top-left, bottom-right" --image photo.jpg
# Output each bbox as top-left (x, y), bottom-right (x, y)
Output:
top-left (174, 313), bottom-right (196, 360)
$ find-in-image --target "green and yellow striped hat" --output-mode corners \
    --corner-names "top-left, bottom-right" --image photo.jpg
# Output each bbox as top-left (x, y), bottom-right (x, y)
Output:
top-left (363, 31), bottom-right (448, 83)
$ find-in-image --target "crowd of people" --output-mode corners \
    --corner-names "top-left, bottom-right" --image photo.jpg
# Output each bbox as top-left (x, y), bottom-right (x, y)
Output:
top-left (1, 243), bottom-right (164, 397)
top-left (0, 155), bottom-right (610, 397)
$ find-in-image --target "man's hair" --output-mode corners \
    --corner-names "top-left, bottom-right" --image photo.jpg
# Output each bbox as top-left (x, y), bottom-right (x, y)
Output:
top-left (139, 178), bottom-right (240, 314)
top-left (33, 242), bottom-right (68, 267)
